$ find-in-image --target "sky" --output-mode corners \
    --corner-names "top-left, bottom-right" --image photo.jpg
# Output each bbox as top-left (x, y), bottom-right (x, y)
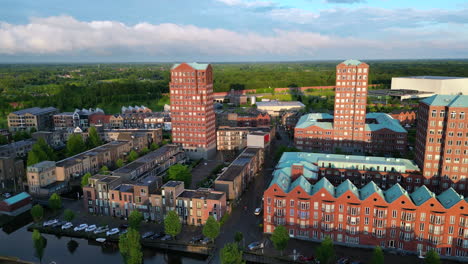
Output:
top-left (0, 0), bottom-right (467, 62)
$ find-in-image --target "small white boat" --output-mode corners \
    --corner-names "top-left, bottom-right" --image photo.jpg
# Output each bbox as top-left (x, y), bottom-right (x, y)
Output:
top-left (74, 224), bottom-right (88, 232)
top-left (85, 224), bottom-right (97, 232)
top-left (96, 238), bottom-right (106, 243)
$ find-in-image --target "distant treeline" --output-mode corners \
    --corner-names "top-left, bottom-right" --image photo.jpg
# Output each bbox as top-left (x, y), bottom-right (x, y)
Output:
top-left (0, 60), bottom-right (467, 127)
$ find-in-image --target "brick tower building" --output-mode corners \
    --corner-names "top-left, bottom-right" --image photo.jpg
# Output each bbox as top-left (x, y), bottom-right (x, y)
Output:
top-left (170, 63), bottom-right (216, 159)
top-left (333, 60), bottom-right (370, 152)
top-left (415, 94), bottom-right (468, 195)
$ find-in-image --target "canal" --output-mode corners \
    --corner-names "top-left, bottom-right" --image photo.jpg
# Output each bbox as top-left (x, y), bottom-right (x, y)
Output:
top-left (0, 214), bottom-right (207, 264)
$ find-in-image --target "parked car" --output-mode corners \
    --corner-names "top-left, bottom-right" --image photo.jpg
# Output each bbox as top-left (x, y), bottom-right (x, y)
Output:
top-left (43, 219), bottom-right (59, 227)
top-left (94, 226), bottom-right (109, 234)
top-left (189, 235), bottom-right (203, 244)
top-left (337, 257), bottom-right (349, 264)
top-left (151, 232), bottom-right (165, 240)
top-left (74, 224), bottom-right (88, 232)
top-left (106, 228), bottom-right (120, 236)
top-left (200, 237), bottom-right (211, 245)
top-left (160, 235), bottom-right (172, 241)
top-left (142, 231), bottom-right (155, 239)
top-left (254, 208), bottom-right (262, 215)
top-left (299, 255), bottom-right (315, 262)
top-left (119, 223), bottom-right (129, 230)
top-left (85, 225), bottom-right (97, 232)
top-left (52, 221), bottom-right (66, 228)
top-left (61, 222), bottom-right (73, 230)
top-left (247, 241), bottom-right (264, 251)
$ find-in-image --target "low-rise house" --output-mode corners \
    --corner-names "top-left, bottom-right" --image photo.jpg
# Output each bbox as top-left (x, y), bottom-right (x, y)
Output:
top-left (217, 126), bottom-right (271, 152)
top-left (27, 161), bottom-right (67, 196)
top-left (390, 110), bottom-right (417, 126)
top-left (0, 192), bottom-right (32, 216)
top-left (102, 128), bottom-right (163, 149)
top-left (0, 139), bottom-right (35, 158)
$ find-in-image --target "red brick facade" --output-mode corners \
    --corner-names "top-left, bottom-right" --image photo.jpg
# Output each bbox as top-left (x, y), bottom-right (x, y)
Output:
top-left (170, 63), bottom-right (216, 159)
top-left (390, 110), bottom-right (417, 126)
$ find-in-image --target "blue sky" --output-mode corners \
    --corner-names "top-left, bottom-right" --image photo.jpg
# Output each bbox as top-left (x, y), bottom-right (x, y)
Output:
top-left (0, 0), bottom-right (467, 62)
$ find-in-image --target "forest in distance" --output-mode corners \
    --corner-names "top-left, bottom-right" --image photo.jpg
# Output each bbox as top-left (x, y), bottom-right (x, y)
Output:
top-left (0, 59), bottom-right (468, 128)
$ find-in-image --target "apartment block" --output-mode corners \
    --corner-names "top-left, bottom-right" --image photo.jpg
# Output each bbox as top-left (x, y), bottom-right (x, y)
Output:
top-left (0, 139), bottom-right (35, 158)
top-left (216, 126), bottom-right (271, 152)
top-left (8, 107), bottom-right (58, 132)
top-left (215, 109), bottom-right (271, 128)
top-left (27, 161), bottom-right (67, 196)
top-left (264, 176), bottom-right (468, 258)
top-left (170, 62), bottom-right (216, 159)
top-left (0, 156), bottom-right (25, 183)
top-left (414, 95), bottom-right (468, 195)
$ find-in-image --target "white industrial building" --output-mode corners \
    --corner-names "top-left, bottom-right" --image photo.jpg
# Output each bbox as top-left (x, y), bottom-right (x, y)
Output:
top-left (391, 76), bottom-right (468, 96)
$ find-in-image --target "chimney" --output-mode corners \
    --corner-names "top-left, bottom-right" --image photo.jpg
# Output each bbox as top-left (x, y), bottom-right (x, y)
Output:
top-left (291, 164), bottom-right (304, 181)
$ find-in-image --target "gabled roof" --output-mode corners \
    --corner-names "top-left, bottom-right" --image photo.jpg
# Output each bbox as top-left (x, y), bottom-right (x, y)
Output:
top-left (269, 173), bottom-right (291, 193)
top-left (365, 113), bottom-right (407, 133)
top-left (295, 113), bottom-right (333, 130)
top-left (410, 185), bottom-right (435, 206)
top-left (289, 175), bottom-right (312, 194)
top-left (171, 62), bottom-right (209, 70)
top-left (335, 179), bottom-right (359, 198)
top-left (360, 181), bottom-right (384, 201)
top-left (384, 183), bottom-right (409, 203)
top-left (312, 177), bottom-right (335, 196)
top-left (437, 188), bottom-right (464, 209)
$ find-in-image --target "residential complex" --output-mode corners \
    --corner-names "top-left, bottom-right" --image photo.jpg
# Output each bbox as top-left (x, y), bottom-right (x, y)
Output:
top-left (8, 107), bottom-right (58, 132)
top-left (294, 60), bottom-right (407, 155)
top-left (216, 126), bottom-right (271, 152)
top-left (414, 95), bottom-right (468, 195)
top-left (264, 174), bottom-right (468, 258)
top-left (170, 62), bottom-right (216, 159)
top-left (215, 109), bottom-right (270, 128)
top-left (389, 110), bottom-right (417, 126)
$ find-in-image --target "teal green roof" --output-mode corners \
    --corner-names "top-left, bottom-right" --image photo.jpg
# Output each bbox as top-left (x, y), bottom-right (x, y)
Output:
top-left (365, 113), bottom-right (407, 133)
top-left (421, 94), bottom-right (468, 107)
top-left (335, 179), bottom-right (359, 198)
top-left (437, 188), bottom-right (464, 209)
top-left (289, 175), bottom-right (313, 194)
top-left (341, 59), bottom-right (363, 66)
top-left (296, 113), bottom-right (333, 130)
top-left (410, 185), bottom-right (435, 206)
top-left (312, 177), bottom-right (335, 196)
top-left (359, 181), bottom-right (384, 200)
top-left (2, 192), bottom-right (31, 205)
top-left (171, 62), bottom-right (209, 70)
top-left (384, 183), bottom-right (409, 203)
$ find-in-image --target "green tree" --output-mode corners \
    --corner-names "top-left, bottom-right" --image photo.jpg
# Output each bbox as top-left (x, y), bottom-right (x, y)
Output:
top-left (27, 138), bottom-right (56, 166)
top-left (32, 229), bottom-right (47, 264)
top-left (425, 249), bottom-right (441, 264)
top-left (271, 225), bottom-right (289, 256)
top-left (221, 242), bottom-right (244, 264)
top-left (128, 150), bottom-right (139, 162)
top-left (64, 209), bottom-right (75, 222)
top-left (31, 204), bottom-right (44, 222)
top-left (371, 246), bottom-right (384, 264)
top-left (0, 134), bottom-right (8, 145)
top-left (128, 210), bottom-right (144, 230)
top-left (48, 193), bottom-right (62, 213)
top-left (119, 228), bottom-right (143, 264)
top-left (116, 159), bottom-right (125, 168)
top-left (203, 215), bottom-right (220, 242)
top-left (140, 147), bottom-right (149, 156)
top-left (316, 237), bottom-right (335, 264)
top-left (99, 165), bottom-right (110, 174)
top-left (234, 231), bottom-right (243, 244)
top-left (67, 134), bottom-right (86, 156)
top-left (150, 142), bottom-right (159, 151)
top-left (81, 172), bottom-right (92, 187)
top-left (167, 164), bottom-right (192, 188)
top-left (164, 210), bottom-right (181, 238)
top-left (86, 126), bottom-right (102, 149)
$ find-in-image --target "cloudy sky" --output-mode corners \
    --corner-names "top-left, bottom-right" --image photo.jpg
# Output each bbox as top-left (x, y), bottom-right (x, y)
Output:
top-left (1, 0), bottom-right (467, 62)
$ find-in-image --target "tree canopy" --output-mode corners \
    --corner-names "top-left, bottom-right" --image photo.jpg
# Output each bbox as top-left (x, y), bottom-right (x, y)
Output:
top-left (27, 138), bottom-right (56, 166)
top-left (425, 249), bottom-right (441, 264)
top-left (31, 204), bottom-right (44, 222)
top-left (119, 228), bottom-right (143, 264)
top-left (221, 242), bottom-right (244, 264)
top-left (271, 225), bottom-right (289, 256)
top-left (64, 209), bottom-right (75, 222)
top-left (164, 210), bottom-right (181, 238)
top-left (32, 229), bottom-right (47, 263)
top-left (48, 193), bottom-right (62, 212)
top-left (66, 134), bottom-right (86, 157)
top-left (371, 246), bottom-right (384, 264)
top-left (316, 237), bottom-right (335, 264)
top-left (81, 172), bottom-right (92, 187)
top-left (203, 215), bottom-right (220, 242)
top-left (86, 126), bottom-right (103, 149)
top-left (116, 159), bottom-right (125, 168)
top-left (128, 150), bottom-right (139, 162)
top-left (128, 210), bottom-right (144, 230)
top-left (167, 164), bottom-right (192, 188)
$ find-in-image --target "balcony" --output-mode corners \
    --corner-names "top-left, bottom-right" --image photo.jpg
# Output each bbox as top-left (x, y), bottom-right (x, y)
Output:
top-left (321, 217), bottom-right (334, 223)
top-left (321, 208), bottom-right (335, 213)
top-left (373, 213), bottom-right (387, 219)
top-left (347, 220), bottom-right (360, 225)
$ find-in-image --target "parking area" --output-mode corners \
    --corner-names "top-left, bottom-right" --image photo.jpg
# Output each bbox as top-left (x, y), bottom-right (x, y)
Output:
top-left (190, 159), bottom-right (223, 189)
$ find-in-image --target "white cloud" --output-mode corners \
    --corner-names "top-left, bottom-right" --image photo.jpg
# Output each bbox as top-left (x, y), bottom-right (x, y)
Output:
top-left (214, 0), bottom-right (274, 8)
top-left (0, 16), bottom-right (466, 60)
